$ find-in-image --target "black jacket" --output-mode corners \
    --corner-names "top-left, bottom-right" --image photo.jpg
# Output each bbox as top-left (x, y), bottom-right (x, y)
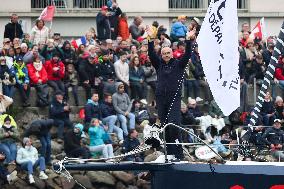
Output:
top-left (49, 98), bottom-right (69, 119)
top-left (24, 119), bottom-right (54, 137)
top-left (78, 60), bottom-right (98, 83)
top-left (260, 101), bottom-right (275, 115)
top-left (100, 101), bottom-right (116, 118)
top-left (62, 41), bottom-right (76, 65)
top-left (4, 22), bottom-right (23, 41)
top-left (148, 40), bottom-right (192, 96)
top-left (262, 127), bottom-right (284, 146)
top-left (122, 137), bottom-right (140, 154)
top-left (108, 6), bottom-right (122, 39)
top-left (262, 49), bottom-right (272, 67)
top-left (96, 12), bottom-right (111, 40)
top-left (84, 100), bottom-right (102, 123)
top-left (100, 61), bottom-right (116, 81)
top-left (64, 129), bottom-right (82, 154)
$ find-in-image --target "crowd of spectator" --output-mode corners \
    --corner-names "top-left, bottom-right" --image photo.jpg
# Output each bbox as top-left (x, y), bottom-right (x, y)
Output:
top-left (0, 0), bottom-right (284, 186)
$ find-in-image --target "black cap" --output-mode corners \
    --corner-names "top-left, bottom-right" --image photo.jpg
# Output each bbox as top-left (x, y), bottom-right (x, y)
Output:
top-left (54, 90), bottom-right (64, 96)
top-left (52, 51), bottom-right (61, 57)
top-left (101, 49), bottom-right (109, 56)
top-left (16, 56), bottom-right (23, 62)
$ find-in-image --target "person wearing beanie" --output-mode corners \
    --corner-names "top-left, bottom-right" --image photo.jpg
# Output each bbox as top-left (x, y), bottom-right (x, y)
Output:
top-left (44, 51), bottom-right (65, 94)
top-left (262, 119), bottom-right (284, 161)
top-left (112, 82), bottom-right (135, 136)
top-left (13, 56), bottom-right (31, 107)
top-left (100, 49), bottom-right (117, 95)
top-left (16, 137), bottom-right (48, 184)
top-left (64, 123), bottom-right (90, 159)
top-left (24, 119), bottom-right (54, 165)
top-left (0, 115), bottom-right (19, 164)
top-left (49, 91), bottom-right (72, 142)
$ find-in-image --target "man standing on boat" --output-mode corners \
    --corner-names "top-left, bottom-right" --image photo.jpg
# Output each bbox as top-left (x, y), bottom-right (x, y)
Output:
top-left (147, 27), bottom-right (196, 160)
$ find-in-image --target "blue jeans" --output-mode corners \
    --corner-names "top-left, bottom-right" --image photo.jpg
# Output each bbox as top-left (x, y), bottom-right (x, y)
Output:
top-left (272, 80), bottom-right (284, 100)
top-left (0, 142), bottom-right (17, 163)
top-left (117, 113), bottom-right (135, 136)
top-left (20, 157), bottom-right (45, 175)
top-left (54, 118), bottom-right (72, 139)
top-left (2, 85), bottom-right (14, 98)
top-left (103, 115), bottom-right (124, 140)
top-left (263, 114), bottom-right (276, 126)
top-left (40, 134), bottom-right (51, 163)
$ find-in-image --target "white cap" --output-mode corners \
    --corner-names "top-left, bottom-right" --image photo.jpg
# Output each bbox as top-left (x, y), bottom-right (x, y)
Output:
top-left (20, 43), bottom-right (28, 48)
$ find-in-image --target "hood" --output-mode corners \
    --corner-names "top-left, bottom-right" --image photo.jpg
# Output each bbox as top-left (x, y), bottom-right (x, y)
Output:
top-left (87, 99), bottom-right (98, 106)
top-left (62, 41), bottom-right (71, 52)
top-left (116, 82), bottom-right (124, 92)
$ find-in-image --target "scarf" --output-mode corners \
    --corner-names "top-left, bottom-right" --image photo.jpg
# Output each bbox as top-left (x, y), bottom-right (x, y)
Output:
top-left (13, 62), bottom-right (26, 83)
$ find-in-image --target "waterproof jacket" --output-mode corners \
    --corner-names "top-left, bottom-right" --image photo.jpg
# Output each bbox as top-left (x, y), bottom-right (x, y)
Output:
top-left (84, 99), bottom-right (102, 123)
top-left (44, 60), bottom-right (65, 81)
top-left (118, 17), bottom-right (130, 41)
top-left (27, 64), bottom-right (48, 85)
top-left (49, 98), bottom-right (69, 119)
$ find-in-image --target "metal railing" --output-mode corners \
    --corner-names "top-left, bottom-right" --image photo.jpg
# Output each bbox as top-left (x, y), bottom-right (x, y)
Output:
top-left (169, 0), bottom-right (248, 10)
top-left (31, 0), bottom-right (67, 8)
top-left (31, 0), bottom-right (108, 9)
top-left (73, 0), bottom-right (108, 8)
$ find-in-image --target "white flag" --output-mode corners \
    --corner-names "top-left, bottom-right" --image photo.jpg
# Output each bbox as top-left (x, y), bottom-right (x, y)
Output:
top-left (197, 0), bottom-right (239, 116)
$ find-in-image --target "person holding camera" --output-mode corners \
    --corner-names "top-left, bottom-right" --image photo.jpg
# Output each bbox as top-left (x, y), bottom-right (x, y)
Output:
top-left (49, 91), bottom-right (72, 142)
top-left (0, 56), bottom-right (16, 98)
top-left (45, 51), bottom-right (65, 95)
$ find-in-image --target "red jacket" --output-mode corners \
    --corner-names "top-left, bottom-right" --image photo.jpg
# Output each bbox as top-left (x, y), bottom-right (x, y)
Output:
top-left (118, 17), bottom-right (130, 41)
top-left (27, 64), bottom-right (48, 85)
top-left (44, 60), bottom-right (65, 81)
top-left (275, 67), bottom-right (284, 80)
top-left (173, 49), bottom-right (185, 59)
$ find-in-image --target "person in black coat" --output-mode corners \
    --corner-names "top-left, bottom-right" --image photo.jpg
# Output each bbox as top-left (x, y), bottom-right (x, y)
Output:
top-left (62, 41), bottom-right (76, 66)
top-left (4, 14), bottom-right (23, 41)
top-left (23, 119), bottom-right (54, 164)
top-left (122, 129), bottom-right (143, 162)
top-left (107, 1), bottom-right (122, 40)
top-left (96, 6), bottom-right (111, 41)
top-left (78, 55), bottom-right (99, 100)
top-left (147, 27), bottom-right (195, 160)
top-left (49, 91), bottom-right (72, 141)
top-left (100, 50), bottom-right (117, 95)
top-left (64, 124), bottom-right (90, 159)
top-left (261, 92), bottom-right (276, 126)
